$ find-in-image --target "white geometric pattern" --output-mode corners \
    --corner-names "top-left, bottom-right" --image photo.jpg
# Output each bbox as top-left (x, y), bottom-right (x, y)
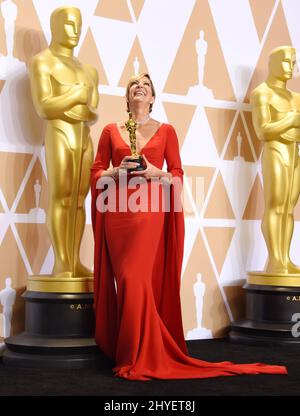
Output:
top-left (209, 0), bottom-right (261, 101)
top-left (181, 106), bottom-right (218, 167)
top-left (90, 17), bottom-right (136, 86)
top-left (137, 0), bottom-right (196, 92)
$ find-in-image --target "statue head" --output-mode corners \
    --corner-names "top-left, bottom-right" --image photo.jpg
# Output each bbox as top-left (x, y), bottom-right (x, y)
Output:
top-left (50, 7), bottom-right (82, 49)
top-left (197, 273), bottom-right (202, 282)
top-left (268, 46), bottom-right (296, 81)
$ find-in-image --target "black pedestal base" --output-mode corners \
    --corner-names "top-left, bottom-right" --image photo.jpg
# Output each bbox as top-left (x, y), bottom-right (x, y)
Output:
top-left (230, 284), bottom-right (300, 346)
top-left (3, 291), bottom-right (103, 369)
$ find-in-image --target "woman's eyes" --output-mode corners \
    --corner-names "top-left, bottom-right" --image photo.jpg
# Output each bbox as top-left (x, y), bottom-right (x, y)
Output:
top-left (132, 81), bottom-right (150, 87)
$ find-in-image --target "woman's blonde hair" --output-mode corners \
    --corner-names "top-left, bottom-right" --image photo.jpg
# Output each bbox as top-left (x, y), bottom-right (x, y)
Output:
top-left (125, 72), bottom-right (156, 113)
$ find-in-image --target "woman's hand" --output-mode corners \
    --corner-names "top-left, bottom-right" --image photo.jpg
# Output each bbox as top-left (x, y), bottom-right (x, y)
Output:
top-left (105, 156), bottom-right (140, 180)
top-left (130, 154), bottom-right (164, 180)
top-left (119, 155), bottom-right (141, 171)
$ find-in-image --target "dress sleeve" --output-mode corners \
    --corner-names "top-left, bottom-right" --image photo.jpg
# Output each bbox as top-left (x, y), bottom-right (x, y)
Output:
top-left (164, 124), bottom-right (184, 181)
top-left (90, 125), bottom-right (112, 233)
top-left (90, 125), bottom-right (112, 190)
top-left (160, 125), bottom-right (186, 353)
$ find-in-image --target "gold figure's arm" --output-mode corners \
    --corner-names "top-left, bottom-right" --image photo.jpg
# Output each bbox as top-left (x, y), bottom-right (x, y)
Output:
top-left (294, 91), bottom-right (300, 112)
top-left (251, 88), bottom-right (300, 142)
top-left (29, 55), bottom-right (90, 120)
top-left (85, 64), bottom-right (99, 110)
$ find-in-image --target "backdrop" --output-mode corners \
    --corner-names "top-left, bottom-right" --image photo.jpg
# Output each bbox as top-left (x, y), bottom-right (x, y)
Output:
top-left (1, 0), bottom-right (300, 342)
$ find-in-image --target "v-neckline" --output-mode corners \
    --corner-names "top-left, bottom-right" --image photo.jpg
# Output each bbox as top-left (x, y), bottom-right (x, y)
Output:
top-left (115, 122), bottom-right (163, 153)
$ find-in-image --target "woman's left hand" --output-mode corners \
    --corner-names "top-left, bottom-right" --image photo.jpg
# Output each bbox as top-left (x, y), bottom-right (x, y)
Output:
top-left (130, 154), bottom-right (161, 180)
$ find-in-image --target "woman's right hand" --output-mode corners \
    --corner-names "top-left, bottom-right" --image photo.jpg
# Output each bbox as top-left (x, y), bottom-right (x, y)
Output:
top-left (119, 156), bottom-right (140, 171)
top-left (108, 157), bottom-right (140, 180)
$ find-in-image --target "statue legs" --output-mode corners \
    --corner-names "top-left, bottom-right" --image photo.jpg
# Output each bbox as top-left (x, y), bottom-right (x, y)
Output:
top-left (262, 149), bottom-right (300, 273)
top-left (73, 137), bottom-right (94, 277)
top-left (5, 23), bottom-right (14, 59)
top-left (197, 58), bottom-right (205, 86)
top-left (285, 156), bottom-right (300, 273)
top-left (45, 128), bottom-right (93, 277)
top-left (45, 130), bottom-right (72, 276)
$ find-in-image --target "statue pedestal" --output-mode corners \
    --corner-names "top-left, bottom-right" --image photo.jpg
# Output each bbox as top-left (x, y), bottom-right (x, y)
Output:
top-left (28, 208), bottom-right (45, 222)
top-left (230, 272), bottom-right (300, 345)
top-left (186, 327), bottom-right (212, 340)
top-left (3, 276), bottom-right (105, 369)
top-left (0, 56), bottom-right (22, 79)
top-left (188, 85), bottom-right (214, 101)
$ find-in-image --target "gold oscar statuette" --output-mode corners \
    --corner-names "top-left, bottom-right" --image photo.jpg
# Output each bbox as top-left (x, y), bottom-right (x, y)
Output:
top-left (249, 45), bottom-right (300, 287)
top-left (125, 112), bottom-right (146, 172)
top-left (28, 6), bottom-right (99, 292)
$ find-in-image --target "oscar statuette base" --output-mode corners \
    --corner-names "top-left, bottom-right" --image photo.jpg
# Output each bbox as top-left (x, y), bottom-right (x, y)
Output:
top-left (3, 276), bottom-right (106, 369)
top-left (229, 272), bottom-right (300, 346)
top-left (126, 155), bottom-right (147, 173)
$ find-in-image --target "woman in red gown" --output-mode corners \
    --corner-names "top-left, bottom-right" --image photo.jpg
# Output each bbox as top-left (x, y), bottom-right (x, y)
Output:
top-left (91, 73), bottom-right (287, 380)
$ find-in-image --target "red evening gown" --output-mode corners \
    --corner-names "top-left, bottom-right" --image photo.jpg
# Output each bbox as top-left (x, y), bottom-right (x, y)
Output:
top-left (91, 123), bottom-right (287, 381)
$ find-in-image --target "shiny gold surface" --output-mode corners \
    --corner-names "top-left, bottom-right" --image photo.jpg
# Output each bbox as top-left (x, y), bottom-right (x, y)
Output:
top-left (251, 46), bottom-right (300, 276)
top-left (28, 7), bottom-right (99, 281)
top-left (27, 276), bottom-right (93, 293)
top-left (248, 272), bottom-right (300, 287)
top-left (125, 111), bottom-right (138, 157)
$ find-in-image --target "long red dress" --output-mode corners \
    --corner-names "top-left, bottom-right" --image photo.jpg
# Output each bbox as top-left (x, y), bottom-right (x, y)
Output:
top-left (91, 123), bottom-right (287, 380)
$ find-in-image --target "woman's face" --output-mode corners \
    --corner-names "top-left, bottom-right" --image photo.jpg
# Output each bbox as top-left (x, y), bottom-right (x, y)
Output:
top-left (127, 76), bottom-right (155, 111)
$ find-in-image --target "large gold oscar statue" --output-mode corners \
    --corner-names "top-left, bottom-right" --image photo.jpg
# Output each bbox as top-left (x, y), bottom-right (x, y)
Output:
top-left (229, 46), bottom-right (300, 344)
top-left (28, 6), bottom-right (99, 292)
top-left (3, 7), bottom-right (100, 369)
top-left (249, 45), bottom-right (300, 286)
